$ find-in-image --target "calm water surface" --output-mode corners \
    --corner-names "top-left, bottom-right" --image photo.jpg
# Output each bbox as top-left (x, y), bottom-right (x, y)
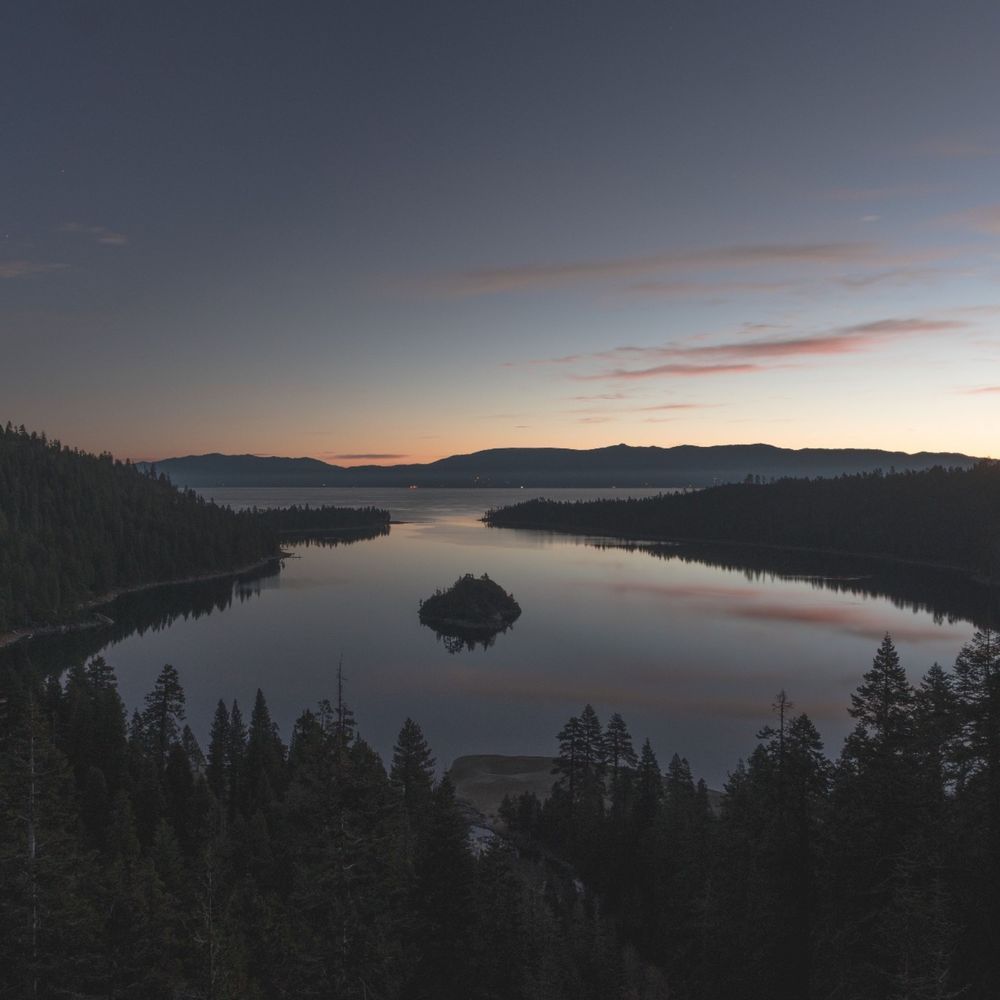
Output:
top-left (21, 488), bottom-right (987, 786)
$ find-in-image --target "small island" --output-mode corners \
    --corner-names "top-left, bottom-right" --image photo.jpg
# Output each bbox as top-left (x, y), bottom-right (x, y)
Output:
top-left (419, 573), bottom-right (521, 652)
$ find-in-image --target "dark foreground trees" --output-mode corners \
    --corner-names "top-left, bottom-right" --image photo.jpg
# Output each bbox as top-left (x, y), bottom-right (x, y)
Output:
top-left (502, 632), bottom-right (1000, 1000)
top-left (4, 632), bottom-right (1000, 997)
top-left (0, 659), bottom-right (643, 999)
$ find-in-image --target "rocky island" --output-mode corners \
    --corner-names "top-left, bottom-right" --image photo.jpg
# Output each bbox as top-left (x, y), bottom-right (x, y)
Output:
top-left (418, 573), bottom-right (521, 652)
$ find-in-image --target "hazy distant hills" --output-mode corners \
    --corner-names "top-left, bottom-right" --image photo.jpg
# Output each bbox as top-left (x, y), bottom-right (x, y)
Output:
top-left (146, 444), bottom-right (979, 489)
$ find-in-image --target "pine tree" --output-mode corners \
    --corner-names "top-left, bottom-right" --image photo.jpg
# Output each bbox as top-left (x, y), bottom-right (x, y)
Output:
top-left (226, 700), bottom-right (247, 820)
top-left (578, 704), bottom-right (607, 809)
top-left (142, 664), bottom-right (186, 771)
top-left (827, 634), bottom-right (922, 1000)
top-left (406, 774), bottom-right (476, 999)
top-left (244, 689), bottom-right (286, 814)
top-left (207, 699), bottom-right (231, 803)
top-left (951, 628), bottom-right (1000, 993)
top-left (391, 717), bottom-right (436, 825)
top-left (333, 658), bottom-right (357, 759)
top-left (847, 633), bottom-right (914, 753)
top-left (604, 712), bottom-right (638, 776)
top-left (0, 692), bottom-right (98, 997)
top-left (634, 738), bottom-right (662, 826)
top-left (913, 663), bottom-right (960, 801)
top-left (553, 714), bottom-right (584, 808)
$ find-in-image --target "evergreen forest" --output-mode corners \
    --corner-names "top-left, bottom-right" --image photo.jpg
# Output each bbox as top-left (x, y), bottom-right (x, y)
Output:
top-left (2, 631), bottom-right (1000, 998)
top-left (250, 504), bottom-right (390, 537)
top-left (484, 462), bottom-right (1000, 578)
top-left (0, 425), bottom-right (278, 634)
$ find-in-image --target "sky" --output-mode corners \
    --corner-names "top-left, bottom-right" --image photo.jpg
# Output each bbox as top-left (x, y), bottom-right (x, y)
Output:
top-left (2, 0), bottom-right (999, 464)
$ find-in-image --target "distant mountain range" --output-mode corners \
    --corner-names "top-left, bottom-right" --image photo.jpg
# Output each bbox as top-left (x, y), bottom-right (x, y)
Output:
top-left (144, 444), bottom-right (979, 489)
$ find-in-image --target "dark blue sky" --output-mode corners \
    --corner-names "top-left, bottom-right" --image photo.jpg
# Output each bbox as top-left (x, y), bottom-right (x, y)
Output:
top-left (4, 1), bottom-right (999, 459)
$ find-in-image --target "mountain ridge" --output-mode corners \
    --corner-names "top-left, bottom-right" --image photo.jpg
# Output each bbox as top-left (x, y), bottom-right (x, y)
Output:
top-left (145, 443), bottom-right (980, 489)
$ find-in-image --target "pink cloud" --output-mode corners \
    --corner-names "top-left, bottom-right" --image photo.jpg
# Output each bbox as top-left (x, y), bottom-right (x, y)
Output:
top-left (822, 182), bottom-right (949, 202)
top-left (560, 315), bottom-right (968, 381)
top-left (837, 268), bottom-right (941, 288)
top-left (60, 222), bottom-right (129, 245)
top-left (429, 242), bottom-right (887, 296)
top-left (946, 205), bottom-right (1000, 235)
top-left (0, 260), bottom-right (66, 279)
top-left (912, 138), bottom-right (995, 159)
top-left (635, 403), bottom-right (713, 410)
top-left (624, 278), bottom-right (802, 298)
top-left (576, 362), bottom-right (762, 381)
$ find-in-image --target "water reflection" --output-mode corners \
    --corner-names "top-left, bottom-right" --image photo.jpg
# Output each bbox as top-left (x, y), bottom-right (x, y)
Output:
top-left (281, 526), bottom-right (391, 548)
top-left (2, 488), bottom-right (990, 788)
top-left (1, 559), bottom-right (281, 676)
top-left (425, 621), bottom-right (517, 654)
top-left (593, 541), bottom-right (1000, 630)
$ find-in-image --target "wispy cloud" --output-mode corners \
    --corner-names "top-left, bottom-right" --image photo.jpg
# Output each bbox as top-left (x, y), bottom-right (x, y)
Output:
top-left (575, 363), bottom-right (762, 381)
top-left (624, 278), bottom-right (802, 298)
top-left (822, 182), bottom-right (949, 202)
top-left (945, 204), bottom-right (1000, 235)
top-left (958, 304), bottom-right (1000, 316)
top-left (912, 138), bottom-right (995, 159)
top-left (635, 402), bottom-right (714, 411)
top-left (501, 355), bottom-right (583, 368)
top-left (60, 222), bottom-right (129, 245)
top-left (837, 268), bottom-right (942, 288)
top-left (961, 386), bottom-right (1000, 395)
top-left (428, 242), bottom-right (891, 296)
top-left (0, 260), bottom-right (66, 279)
top-left (326, 452), bottom-right (408, 460)
top-left (552, 316), bottom-right (968, 382)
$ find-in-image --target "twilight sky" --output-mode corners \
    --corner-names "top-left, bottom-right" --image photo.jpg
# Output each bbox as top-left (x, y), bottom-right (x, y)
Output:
top-left (3, 1), bottom-right (999, 463)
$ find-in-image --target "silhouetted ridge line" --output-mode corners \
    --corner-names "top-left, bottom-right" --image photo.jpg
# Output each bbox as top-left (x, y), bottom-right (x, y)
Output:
top-left (146, 443), bottom-right (978, 488)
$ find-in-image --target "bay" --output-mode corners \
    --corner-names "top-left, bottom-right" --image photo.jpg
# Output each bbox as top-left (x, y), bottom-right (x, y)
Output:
top-left (8, 487), bottom-right (985, 787)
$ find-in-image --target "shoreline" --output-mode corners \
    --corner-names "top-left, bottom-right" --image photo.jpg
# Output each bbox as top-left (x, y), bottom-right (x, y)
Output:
top-left (276, 524), bottom-right (390, 537)
top-left (482, 519), bottom-right (994, 586)
top-left (0, 553), bottom-right (283, 650)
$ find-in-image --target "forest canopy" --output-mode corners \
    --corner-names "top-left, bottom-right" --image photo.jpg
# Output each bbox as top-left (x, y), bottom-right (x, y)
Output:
top-left (419, 572), bottom-right (521, 634)
top-left (484, 462), bottom-right (1000, 578)
top-left (0, 424), bottom-right (278, 633)
top-left (3, 631), bottom-right (1000, 997)
top-left (250, 503), bottom-right (390, 536)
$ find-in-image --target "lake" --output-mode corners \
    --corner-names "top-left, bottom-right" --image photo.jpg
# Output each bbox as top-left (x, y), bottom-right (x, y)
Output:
top-left (7, 487), bottom-right (990, 788)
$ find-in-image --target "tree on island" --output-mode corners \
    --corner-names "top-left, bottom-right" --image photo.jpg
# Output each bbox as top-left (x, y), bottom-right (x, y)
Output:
top-left (418, 574), bottom-right (521, 652)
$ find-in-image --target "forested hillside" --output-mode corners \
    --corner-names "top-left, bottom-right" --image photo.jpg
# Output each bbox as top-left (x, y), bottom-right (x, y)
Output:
top-left (501, 631), bottom-right (1000, 1000)
top-left (252, 503), bottom-right (390, 536)
top-left (485, 462), bottom-right (1000, 577)
top-left (0, 659), bottom-right (642, 999)
top-left (0, 424), bottom-right (277, 633)
top-left (3, 633), bottom-right (1000, 997)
